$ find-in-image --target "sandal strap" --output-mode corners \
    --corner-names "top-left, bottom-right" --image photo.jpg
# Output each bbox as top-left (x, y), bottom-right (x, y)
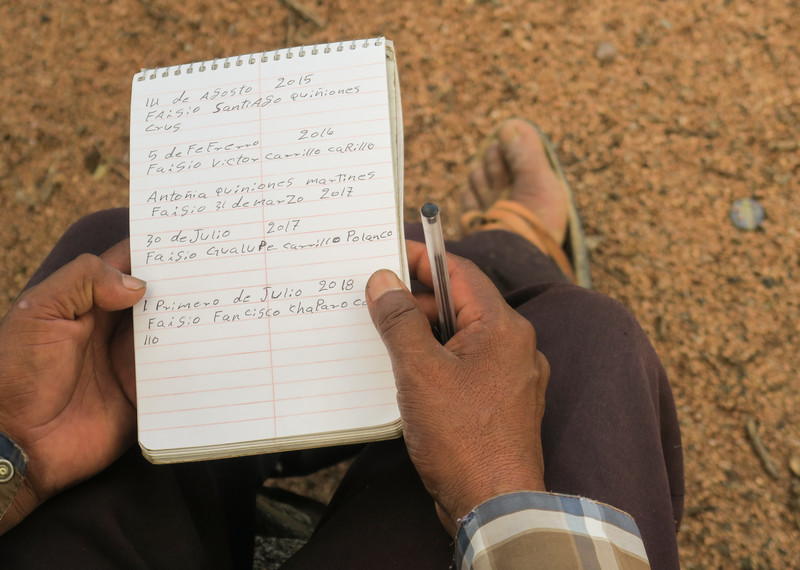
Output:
top-left (461, 199), bottom-right (577, 283)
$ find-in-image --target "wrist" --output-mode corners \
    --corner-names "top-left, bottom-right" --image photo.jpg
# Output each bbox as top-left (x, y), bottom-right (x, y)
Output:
top-left (454, 481), bottom-right (547, 527)
top-left (438, 469), bottom-right (546, 536)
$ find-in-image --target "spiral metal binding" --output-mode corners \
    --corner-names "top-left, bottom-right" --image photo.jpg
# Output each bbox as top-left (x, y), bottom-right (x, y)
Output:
top-left (135, 38), bottom-right (385, 81)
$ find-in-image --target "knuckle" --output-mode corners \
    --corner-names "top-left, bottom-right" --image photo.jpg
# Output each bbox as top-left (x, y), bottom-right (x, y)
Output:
top-left (75, 254), bottom-right (105, 293)
top-left (536, 350), bottom-right (551, 379)
top-left (74, 253), bottom-right (104, 272)
top-left (487, 308), bottom-right (535, 347)
top-left (507, 310), bottom-right (538, 349)
top-left (377, 300), bottom-right (418, 337)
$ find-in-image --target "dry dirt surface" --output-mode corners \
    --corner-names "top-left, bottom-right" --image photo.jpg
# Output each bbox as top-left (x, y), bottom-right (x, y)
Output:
top-left (1, 0), bottom-right (799, 567)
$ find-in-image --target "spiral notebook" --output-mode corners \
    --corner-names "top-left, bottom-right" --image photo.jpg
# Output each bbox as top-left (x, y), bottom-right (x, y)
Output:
top-left (128, 38), bottom-right (406, 464)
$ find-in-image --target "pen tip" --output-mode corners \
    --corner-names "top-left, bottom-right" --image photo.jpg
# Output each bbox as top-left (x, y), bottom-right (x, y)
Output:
top-left (421, 203), bottom-right (439, 219)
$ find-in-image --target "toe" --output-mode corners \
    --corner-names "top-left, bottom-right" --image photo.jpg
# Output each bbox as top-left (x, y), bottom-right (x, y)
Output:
top-left (465, 160), bottom-right (491, 211)
top-left (483, 141), bottom-right (511, 197)
top-left (497, 120), bottom-right (569, 245)
top-left (497, 120), bottom-right (550, 192)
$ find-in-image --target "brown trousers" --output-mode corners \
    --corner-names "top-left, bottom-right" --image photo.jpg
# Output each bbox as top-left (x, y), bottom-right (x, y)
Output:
top-left (0, 209), bottom-right (683, 569)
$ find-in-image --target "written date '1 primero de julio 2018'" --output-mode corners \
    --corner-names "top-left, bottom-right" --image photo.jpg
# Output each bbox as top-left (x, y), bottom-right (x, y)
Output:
top-left (141, 279), bottom-right (356, 315)
top-left (142, 277), bottom-right (356, 313)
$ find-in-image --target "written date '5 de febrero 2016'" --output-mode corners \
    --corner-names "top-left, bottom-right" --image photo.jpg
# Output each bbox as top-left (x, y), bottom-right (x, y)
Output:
top-left (145, 142), bottom-right (376, 176)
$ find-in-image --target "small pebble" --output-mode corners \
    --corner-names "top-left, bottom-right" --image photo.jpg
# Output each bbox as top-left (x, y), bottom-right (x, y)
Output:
top-left (730, 198), bottom-right (765, 231)
top-left (594, 41), bottom-right (618, 63)
top-left (790, 455), bottom-right (800, 479)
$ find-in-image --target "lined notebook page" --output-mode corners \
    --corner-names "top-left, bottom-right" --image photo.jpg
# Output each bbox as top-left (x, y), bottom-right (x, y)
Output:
top-left (129, 39), bottom-right (405, 455)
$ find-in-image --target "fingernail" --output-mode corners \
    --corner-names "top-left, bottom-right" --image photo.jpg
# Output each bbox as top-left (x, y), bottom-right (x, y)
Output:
top-left (366, 270), bottom-right (406, 303)
top-left (122, 274), bottom-right (147, 291)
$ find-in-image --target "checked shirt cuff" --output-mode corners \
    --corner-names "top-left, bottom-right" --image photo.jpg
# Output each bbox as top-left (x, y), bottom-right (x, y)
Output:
top-left (456, 491), bottom-right (650, 570)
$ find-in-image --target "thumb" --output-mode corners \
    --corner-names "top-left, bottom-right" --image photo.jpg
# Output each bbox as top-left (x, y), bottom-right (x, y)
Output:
top-left (366, 270), bottom-right (438, 363)
top-left (17, 253), bottom-right (146, 321)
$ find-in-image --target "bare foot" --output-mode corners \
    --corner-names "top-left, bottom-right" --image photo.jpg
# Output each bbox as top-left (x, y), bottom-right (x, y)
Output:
top-left (465, 119), bottom-right (569, 247)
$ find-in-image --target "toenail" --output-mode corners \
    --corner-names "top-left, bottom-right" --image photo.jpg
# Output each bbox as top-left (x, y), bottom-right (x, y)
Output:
top-left (501, 122), bottom-right (524, 145)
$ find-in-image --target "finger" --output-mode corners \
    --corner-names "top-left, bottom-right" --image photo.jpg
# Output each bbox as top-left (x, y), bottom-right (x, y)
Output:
top-left (17, 253), bottom-right (146, 321)
top-left (96, 240), bottom-right (137, 337)
top-left (405, 240), bottom-right (510, 326)
top-left (365, 269), bottom-right (442, 368)
top-left (99, 239), bottom-right (132, 275)
top-left (404, 240), bottom-right (446, 324)
top-left (404, 240), bottom-right (429, 283)
top-left (412, 290), bottom-right (439, 325)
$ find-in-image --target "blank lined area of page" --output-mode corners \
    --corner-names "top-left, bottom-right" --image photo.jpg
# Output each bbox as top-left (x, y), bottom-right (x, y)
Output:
top-left (129, 41), bottom-right (402, 453)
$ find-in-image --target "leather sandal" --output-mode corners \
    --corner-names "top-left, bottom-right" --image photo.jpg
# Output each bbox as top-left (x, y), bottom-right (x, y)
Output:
top-left (461, 121), bottom-right (592, 288)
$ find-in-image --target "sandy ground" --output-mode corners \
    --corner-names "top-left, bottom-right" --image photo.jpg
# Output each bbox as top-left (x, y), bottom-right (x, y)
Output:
top-left (1, 0), bottom-right (799, 566)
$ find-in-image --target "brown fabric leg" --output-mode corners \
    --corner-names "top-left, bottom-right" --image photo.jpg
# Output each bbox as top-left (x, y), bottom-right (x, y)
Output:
top-left (510, 283), bottom-right (684, 568)
top-left (24, 207), bottom-right (132, 289)
top-left (282, 439), bottom-right (454, 569)
top-left (404, 224), bottom-right (571, 295)
top-left (0, 448), bottom-right (263, 569)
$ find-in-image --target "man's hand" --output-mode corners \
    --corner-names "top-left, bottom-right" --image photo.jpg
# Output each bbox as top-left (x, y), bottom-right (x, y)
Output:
top-left (366, 240), bottom-right (549, 535)
top-left (0, 240), bottom-right (145, 534)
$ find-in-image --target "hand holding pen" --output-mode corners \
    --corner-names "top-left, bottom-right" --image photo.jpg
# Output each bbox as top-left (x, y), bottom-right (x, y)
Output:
top-left (364, 213), bottom-right (549, 535)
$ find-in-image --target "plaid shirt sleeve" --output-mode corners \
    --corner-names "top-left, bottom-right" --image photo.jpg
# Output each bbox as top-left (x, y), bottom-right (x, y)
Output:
top-left (455, 492), bottom-right (650, 569)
